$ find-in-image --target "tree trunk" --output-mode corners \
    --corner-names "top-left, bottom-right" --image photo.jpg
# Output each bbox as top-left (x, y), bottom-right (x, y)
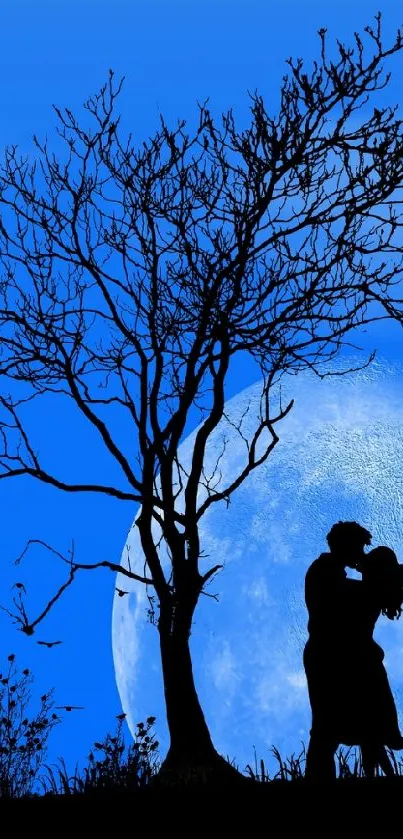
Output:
top-left (152, 598), bottom-right (249, 787)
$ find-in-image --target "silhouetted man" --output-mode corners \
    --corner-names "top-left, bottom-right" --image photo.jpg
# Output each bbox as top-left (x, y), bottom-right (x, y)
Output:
top-left (303, 520), bottom-right (372, 781)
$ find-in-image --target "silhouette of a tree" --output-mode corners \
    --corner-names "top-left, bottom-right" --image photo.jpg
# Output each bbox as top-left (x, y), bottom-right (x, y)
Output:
top-left (1, 14), bottom-right (403, 783)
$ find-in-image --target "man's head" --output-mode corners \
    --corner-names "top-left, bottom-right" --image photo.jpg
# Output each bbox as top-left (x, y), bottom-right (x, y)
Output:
top-left (326, 521), bottom-right (372, 568)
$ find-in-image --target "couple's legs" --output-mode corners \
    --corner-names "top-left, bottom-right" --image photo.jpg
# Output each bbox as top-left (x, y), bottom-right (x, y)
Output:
top-left (360, 743), bottom-right (394, 779)
top-left (305, 735), bottom-right (337, 781)
top-left (306, 736), bottom-right (395, 780)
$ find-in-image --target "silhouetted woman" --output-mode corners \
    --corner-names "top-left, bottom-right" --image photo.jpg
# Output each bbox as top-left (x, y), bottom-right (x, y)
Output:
top-left (354, 546), bottom-right (403, 778)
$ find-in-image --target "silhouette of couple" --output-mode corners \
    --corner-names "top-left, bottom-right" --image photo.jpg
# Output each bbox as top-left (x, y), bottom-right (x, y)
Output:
top-left (304, 521), bottom-right (403, 780)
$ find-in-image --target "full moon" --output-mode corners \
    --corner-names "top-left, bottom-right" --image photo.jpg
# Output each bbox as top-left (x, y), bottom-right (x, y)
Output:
top-left (112, 356), bottom-right (403, 775)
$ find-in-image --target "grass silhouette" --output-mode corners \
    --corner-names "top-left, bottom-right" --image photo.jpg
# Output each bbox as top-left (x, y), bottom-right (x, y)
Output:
top-left (2, 652), bottom-right (403, 829)
top-left (0, 654), bottom-right (61, 798)
top-left (42, 716), bottom-right (161, 796)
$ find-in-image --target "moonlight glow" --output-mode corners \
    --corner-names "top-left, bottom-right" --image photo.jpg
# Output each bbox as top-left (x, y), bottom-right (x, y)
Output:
top-left (112, 357), bottom-right (403, 774)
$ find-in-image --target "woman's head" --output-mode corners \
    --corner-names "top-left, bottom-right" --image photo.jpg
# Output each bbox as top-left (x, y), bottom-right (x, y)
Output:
top-left (363, 546), bottom-right (403, 620)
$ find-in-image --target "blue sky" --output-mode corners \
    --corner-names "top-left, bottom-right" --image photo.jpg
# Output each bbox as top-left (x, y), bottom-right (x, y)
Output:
top-left (1, 0), bottom-right (403, 783)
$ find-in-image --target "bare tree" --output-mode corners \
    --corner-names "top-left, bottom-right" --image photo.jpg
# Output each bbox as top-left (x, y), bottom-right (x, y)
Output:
top-left (1, 14), bottom-right (403, 784)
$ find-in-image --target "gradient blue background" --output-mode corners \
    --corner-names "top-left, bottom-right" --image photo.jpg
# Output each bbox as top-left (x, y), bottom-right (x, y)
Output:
top-left (0, 0), bottom-right (403, 781)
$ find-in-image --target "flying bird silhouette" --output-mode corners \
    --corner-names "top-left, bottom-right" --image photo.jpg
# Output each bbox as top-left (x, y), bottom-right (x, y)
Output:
top-left (37, 640), bottom-right (63, 648)
top-left (116, 712), bottom-right (126, 721)
top-left (55, 705), bottom-right (85, 712)
top-left (115, 588), bottom-right (129, 597)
